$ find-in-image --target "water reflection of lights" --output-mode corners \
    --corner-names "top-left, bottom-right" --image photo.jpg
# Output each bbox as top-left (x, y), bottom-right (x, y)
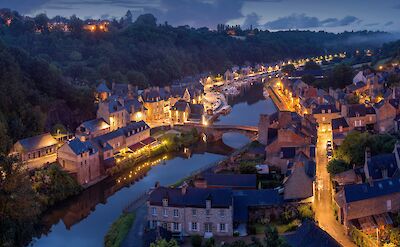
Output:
top-left (116, 155), bottom-right (169, 183)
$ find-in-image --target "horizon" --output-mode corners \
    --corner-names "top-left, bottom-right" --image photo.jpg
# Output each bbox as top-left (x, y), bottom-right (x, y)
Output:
top-left (0, 0), bottom-right (399, 33)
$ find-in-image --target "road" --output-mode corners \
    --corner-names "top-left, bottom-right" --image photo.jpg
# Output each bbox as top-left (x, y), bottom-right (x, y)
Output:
top-left (314, 127), bottom-right (355, 247)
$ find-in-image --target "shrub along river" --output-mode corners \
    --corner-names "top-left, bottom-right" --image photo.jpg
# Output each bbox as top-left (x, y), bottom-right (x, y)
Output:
top-left (30, 82), bottom-right (277, 247)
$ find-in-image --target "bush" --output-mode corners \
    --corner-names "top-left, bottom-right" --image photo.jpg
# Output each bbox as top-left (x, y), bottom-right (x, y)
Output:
top-left (239, 161), bottom-right (258, 174)
top-left (327, 159), bottom-right (352, 175)
top-left (191, 234), bottom-right (202, 247)
top-left (298, 204), bottom-right (314, 220)
top-left (280, 208), bottom-right (297, 224)
top-left (104, 212), bottom-right (135, 247)
top-left (205, 237), bottom-right (215, 247)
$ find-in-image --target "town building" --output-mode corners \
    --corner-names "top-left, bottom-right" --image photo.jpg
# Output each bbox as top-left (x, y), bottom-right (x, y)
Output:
top-left (147, 186), bottom-right (233, 237)
top-left (374, 99), bottom-right (400, 133)
top-left (57, 138), bottom-right (101, 185)
top-left (331, 117), bottom-right (350, 146)
top-left (75, 118), bottom-right (110, 141)
top-left (11, 133), bottom-right (59, 169)
top-left (312, 104), bottom-right (340, 131)
top-left (341, 104), bottom-right (376, 131)
top-left (335, 178), bottom-right (400, 231)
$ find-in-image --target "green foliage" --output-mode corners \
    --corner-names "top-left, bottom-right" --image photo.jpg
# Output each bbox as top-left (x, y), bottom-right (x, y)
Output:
top-left (191, 234), bottom-right (202, 247)
top-left (0, 155), bottom-right (41, 247)
top-left (264, 225), bottom-right (289, 247)
top-left (298, 204), bottom-right (314, 220)
top-left (346, 94), bottom-right (360, 104)
top-left (280, 208), bottom-right (297, 224)
top-left (31, 164), bottom-right (82, 208)
top-left (104, 212), bottom-right (136, 247)
top-left (304, 61), bottom-right (321, 71)
top-left (239, 161), bottom-right (258, 174)
top-left (301, 74), bottom-right (316, 85)
top-left (205, 237), bottom-right (216, 247)
top-left (327, 159), bottom-right (352, 175)
top-left (281, 64), bottom-right (295, 74)
top-left (324, 63), bottom-right (354, 89)
top-left (150, 239), bottom-right (179, 247)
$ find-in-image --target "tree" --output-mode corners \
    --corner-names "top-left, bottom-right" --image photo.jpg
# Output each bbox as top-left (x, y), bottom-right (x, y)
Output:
top-left (281, 64), bottom-right (295, 74)
top-left (304, 61), bottom-right (321, 71)
top-left (150, 239), bottom-right (179, 247)
top-left (327, 159), bottom-right (352, 175)
top-left (134, 14), bottom-right (157, 27)
top-left (34, 13), bottom-right (49, 33)
top-left (346, 94), bottom-right (360, 104)
top-left (301, 74), bottom-right (316, 85)
top-left (264, 225), bottom-right (289, 247)
top-left (327, 63), bottom-right (353, 89)
top-left (0, 155), bottom-right (40, 246)
top-left (191, 235), bottom-right (202, 247)
top-left (239, 161), bottom-right (258, 174)
top-left (69, 15), bottom-right (83, 36)
top-left (125, 10), bottom-right (133, 24)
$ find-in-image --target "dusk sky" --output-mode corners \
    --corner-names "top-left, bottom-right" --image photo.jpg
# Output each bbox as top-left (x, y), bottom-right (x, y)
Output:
top-left (0, 0), bottom-right (399, 32)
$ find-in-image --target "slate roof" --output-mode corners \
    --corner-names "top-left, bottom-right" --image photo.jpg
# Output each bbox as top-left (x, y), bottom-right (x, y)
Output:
top-left (331, 117), bottom-right (349, 130)
top-left (149, 187), bottom-right (232, 208)
top-left (312, 104), bottom-right (339, 114)
top-left (96, 82), bottom-right (111, 93)
top-left (348, 104), bottom-right (366, 117)
top-left (16, 133), bottom-right (58, 152)
top-left (80, 118), bottom-right (109, 132)
top-left (171, 100), bottom-right (189, 112)
top-left (344, 177), bottom-right (400, 203)
top-left (203, 174), bottom-right (257, 188)
top-left (367, 153), bottom-right (398, 180)
top-left (233, 189), bottom-right (283, 222)
top-left (347, 81), bottom-right (366, 92)
top-left (68, 138), bottom-right (98, 155)
top-left (108, 99), bottom-right (125, 113)
top-left (124, 98), bottom-right (143, 113)
top-left (285, 220), bottom-right (341, 247)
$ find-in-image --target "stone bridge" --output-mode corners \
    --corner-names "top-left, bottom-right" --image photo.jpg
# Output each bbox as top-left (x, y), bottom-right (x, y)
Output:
top-left (176, 123), bottom-right (259, 142)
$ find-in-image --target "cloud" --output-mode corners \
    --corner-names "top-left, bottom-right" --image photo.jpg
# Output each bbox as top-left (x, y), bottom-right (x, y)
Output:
top-left (364, 22), bottom-right (379, 27)
top-left (242, 12), bottom-right (261, 29)
top-left (0, 0), bottom-right (51, 14)
top-left (142, 0), bottom-right (246, 28)
top-left (385, 21), bottom-right (394, 26)
top-left (264, 13), bottom-right (360, 30)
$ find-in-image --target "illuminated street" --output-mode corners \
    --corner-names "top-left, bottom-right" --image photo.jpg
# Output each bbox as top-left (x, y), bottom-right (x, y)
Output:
top-left (314, 126), bottom-right (355, 247)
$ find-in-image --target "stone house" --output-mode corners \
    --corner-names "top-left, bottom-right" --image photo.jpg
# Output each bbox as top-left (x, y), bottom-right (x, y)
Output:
top-left (11, 133), bottom-right (59, 169)
top-left (140, 88), bottom-right (166, 121)
top-left (331, 117), bottom-right (350, 146)
top-left (284, 161), bottom-right (315, 201)
top-left (341, 104), bottom-right (376, 131)
top-left (97, 98), bottom-right (128, 131)
top-left (57, 138), bottom-right (101, 185)
top-left (312, 104), bottom-right (340, 131)
top-left (374, 99), bottom-right (399, 133)
top-left (335, 178), bottom-right (400, 229)
top-left (147, 186), bottom-right (233, 237)
top-left (75, 118), bottom-right (110, 141)
top-left (364, 144), bottom-right (400, 183)
top-left (170, 100), bottom-right (190, 124)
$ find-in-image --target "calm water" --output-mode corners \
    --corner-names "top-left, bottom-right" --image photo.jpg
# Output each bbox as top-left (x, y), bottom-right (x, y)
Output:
top-left (217, 82), bottom-right (277, 126)
top-left (30, 82), bottom-right (277, 247)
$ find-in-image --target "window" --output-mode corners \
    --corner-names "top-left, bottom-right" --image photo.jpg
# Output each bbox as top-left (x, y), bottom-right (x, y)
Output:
top-left (173, 209), bottom-right (179, 217)
top-left (206, 209), bottom-right (210, 215)
top-left (339, 126), bottom-right (343, 132)
top-left (322, 116), bottom-right (326, 121)
top-left (163, 208), bottom-right (168, 217)
top-left (173, 222), bottom-right (179, 231)
top-left (354, 120), bottom-right (362, 127)
top-left (151, 207), bottom-right (157, 216)
top-left (191, 222), bottom-right (198, 231)
top-left (219, 223), bottom-right (226, 232)
top-left (150, 220), bottom-right (157, 229)
top-left (192, 209), bottom-right (197, 216)
top-left (205, 223), bottom-right (212, 233)
top-left (219, 209), bottom-right (225, 217)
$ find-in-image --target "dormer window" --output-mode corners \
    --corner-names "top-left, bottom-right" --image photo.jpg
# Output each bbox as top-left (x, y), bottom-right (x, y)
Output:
top-left (162, 198), bottom-right (168, 207)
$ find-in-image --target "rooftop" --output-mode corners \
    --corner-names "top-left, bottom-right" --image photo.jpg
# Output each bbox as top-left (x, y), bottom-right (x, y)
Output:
top-left (344, 177), bottom-right (400, 203)
top-left (16, 133), bottom-right (58, 152)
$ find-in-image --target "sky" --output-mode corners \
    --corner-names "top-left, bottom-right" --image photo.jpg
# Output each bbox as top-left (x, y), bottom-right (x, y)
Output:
top-left (0, 0), bottom-right (399, 32)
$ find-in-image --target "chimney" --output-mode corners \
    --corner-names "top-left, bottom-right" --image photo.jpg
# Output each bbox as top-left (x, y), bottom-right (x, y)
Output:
top-left (154, 181), bottom-right (160, 188)
top-left (341, 104), bottom-right (348, 117)
top-left (181, 182), bottom-right (188, 195)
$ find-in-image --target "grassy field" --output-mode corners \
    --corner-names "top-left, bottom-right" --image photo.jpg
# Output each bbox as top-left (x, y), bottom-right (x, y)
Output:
top-left (104, 212), bottom-right (136, 247)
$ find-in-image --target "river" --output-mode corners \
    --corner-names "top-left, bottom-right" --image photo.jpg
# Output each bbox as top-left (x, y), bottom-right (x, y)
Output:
top-left (30, 81), bottom-right (277, 247)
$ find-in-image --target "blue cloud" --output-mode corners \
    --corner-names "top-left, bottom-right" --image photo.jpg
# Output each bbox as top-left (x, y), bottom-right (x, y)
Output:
top-left (264, 13), bottom-right (360, 30)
